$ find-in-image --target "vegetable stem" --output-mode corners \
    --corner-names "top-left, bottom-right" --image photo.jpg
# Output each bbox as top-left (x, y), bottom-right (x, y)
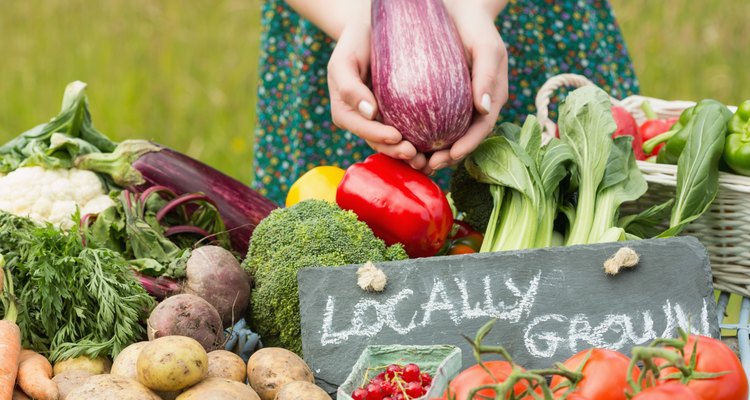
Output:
top-left (643, 129), bottom-right (677, 154)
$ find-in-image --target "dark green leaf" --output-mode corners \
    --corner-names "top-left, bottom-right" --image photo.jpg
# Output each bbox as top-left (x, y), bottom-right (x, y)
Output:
top-left (659, 103), bottom-right (732, 238)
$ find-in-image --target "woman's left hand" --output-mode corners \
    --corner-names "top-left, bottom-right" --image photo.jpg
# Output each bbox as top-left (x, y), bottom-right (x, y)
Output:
top-left (422, 1), bottom-right (508, 175)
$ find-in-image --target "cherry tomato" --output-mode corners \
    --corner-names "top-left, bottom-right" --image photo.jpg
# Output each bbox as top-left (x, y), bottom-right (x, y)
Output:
top-left (440, 361), bottom-right (538, 399)
top-left (448, 243), bottom-right (476, 255)
top-left (655, 335), bottom-right (748, 400)
top-left (550, 348), bottom-right (637, 400)
top-left (631, 383), bottom-right (700, 400)
top-left (453, 232), bottom-right (484, 250)
top-left (453, 220), bottom-right (474, 239)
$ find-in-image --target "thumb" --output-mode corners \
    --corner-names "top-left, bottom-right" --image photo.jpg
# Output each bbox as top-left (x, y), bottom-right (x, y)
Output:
top-left (469, 39), bottom-right (507, 115)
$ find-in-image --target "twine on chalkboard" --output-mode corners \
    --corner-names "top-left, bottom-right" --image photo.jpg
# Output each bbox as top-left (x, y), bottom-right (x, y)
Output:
top-left (357, 261), bottom-right (388, 292)
top-left (604, 247), bottom-right (640, 275)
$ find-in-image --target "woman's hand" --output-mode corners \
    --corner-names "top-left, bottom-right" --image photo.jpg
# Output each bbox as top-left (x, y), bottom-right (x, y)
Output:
top-left (421, 1), bottom-right (509, 175)
top-left (326, 0), bottom-right (507, 173)
top-left (327, 10), bottom-right (423, 168)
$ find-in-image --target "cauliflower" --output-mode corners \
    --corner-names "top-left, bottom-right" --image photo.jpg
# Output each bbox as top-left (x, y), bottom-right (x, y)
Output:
top-left (0, 166), bottom-right (115, 229)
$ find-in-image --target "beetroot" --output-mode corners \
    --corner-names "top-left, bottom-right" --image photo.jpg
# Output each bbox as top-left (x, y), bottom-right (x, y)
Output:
top-left (147, 294), bottom-right (225, 352)
top-left (183, 246), bottom-right (251, 327)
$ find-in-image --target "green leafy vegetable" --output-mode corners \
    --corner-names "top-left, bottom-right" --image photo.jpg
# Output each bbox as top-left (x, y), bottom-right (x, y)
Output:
top-left (557, 86), bottom-right (616, 245)
top-left (588, 136), bottom-right (647, 243)
top-left (0, 211), bottom-right (154, 362)
top-left (658, 102), bottom-right (731, 237)
top-left (0, 81), bottom-right (116, 174)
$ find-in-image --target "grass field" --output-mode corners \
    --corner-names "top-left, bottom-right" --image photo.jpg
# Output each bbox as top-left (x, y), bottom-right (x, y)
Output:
top-left (0, 0), bottom-right (747, 333)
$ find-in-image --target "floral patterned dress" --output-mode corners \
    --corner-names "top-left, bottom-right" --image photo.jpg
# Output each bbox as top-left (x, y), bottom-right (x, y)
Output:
top-left (253, 0), bottom-right (640, 205)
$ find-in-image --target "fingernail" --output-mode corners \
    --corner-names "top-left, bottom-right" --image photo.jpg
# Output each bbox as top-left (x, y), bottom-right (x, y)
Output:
top-left (451, 152), bottom-right (466, 161)
top-left (433, 163), bottom-right (447, 170)
top-left (396, 152), bottom-right (407, 159)
top-left (358, 100), bottom-right (375, 119)
top-left (481, 93), bottom-right (491, 113)
top-left (385, 138), bottom-right (399, 144)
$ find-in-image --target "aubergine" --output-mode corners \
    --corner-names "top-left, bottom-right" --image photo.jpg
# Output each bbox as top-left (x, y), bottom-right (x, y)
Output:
top-left (76, 140), bottom-right (279, 254)
top-left (371, 0), bottom-right (473, 152)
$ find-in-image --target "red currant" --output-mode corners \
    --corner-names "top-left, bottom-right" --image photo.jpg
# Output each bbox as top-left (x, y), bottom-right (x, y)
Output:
top-left (404, 381), bottom-right (424, 398)
top-left (420, 372), bottom-right (432, 387)
top-left (402, 363), bottom-right (421, 382)
top-left (365, 383), bottom-right (384, 400)
top-left (352, 388), bottom-right (368, 400)
top-left (385, 364), bottom-right (403, 379)
top-left (379, 380), bottom-right (394, 396)
top-left (393, 394), bottom-right (405, 400)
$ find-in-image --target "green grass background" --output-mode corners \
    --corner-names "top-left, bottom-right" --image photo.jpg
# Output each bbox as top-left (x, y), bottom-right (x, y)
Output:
top-left (1, 1), bottom-right (748, 326)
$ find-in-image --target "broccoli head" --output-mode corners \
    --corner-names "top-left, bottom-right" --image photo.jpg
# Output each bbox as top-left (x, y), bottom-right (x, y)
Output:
top-left (449, 160), bottom-right (493, 233)
top-left (244, 199), bottom-right (408, 354)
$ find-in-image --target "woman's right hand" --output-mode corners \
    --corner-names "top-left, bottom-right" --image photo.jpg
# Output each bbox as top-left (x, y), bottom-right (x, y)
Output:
top-left (327, 15), bottom-right (427, 169)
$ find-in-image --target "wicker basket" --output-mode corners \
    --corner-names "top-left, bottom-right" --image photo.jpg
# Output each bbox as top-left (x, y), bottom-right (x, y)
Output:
top-left (535, 73), bottom-right (750, 297)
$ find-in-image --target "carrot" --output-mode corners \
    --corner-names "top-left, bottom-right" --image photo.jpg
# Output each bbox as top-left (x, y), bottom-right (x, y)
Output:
top-left (17, 349), bottom-right (59, 400)
top-left (0, 254), bottom-right (22, 400)
top-left (12, 386), bottom-right (30, 400)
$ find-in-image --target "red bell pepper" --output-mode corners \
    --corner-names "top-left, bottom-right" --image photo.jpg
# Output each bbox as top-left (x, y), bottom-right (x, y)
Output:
top-left (336, 153), bottom-right (453, 258)
top-left (611, 106), bottom-right (647, 160)
top-left (639, 100), bottom-right (678, 157)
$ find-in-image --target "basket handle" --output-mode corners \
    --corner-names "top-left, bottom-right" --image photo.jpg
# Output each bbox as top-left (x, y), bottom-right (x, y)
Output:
top-left (535, 73), bottom-right (621, 142)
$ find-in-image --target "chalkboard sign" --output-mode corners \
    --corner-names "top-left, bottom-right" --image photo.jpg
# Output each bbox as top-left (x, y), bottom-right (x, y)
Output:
top-left (298, 237), bottom-right (719, 392)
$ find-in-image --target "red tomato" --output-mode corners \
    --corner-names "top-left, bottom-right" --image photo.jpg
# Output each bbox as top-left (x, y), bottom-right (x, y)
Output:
top-left (440, 361), bottom-right (538, 399)
top-left (453, 232), bottom-right (484, 251)
top-left (631, 383), bottom-right (700, 400)
top-left (550, 348), bottom-right (637, 400)
top-left (655, 335), bottom-right (748, 400)
top-left (448, 244), bottom-right (476, 255)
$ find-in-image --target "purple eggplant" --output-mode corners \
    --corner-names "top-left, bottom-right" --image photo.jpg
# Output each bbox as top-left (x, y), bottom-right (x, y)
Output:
top-left (76, 140), bottom-right (279, 254)
top-left (371, 0), bottom-right (473, 152)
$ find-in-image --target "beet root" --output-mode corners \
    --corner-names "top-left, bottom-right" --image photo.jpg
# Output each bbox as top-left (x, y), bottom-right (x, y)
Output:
top-left (183, 246), bottom-right (251, 327)
top-left (147, 293), bottom-right (225, 352)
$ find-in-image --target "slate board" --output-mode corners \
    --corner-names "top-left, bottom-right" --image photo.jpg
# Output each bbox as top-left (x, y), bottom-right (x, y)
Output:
top-left (297, 237), bottom-right (719, 392)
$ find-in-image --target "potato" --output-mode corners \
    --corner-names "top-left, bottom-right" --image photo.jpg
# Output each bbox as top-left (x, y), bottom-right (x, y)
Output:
top-left (111, 341), bottom-right (150, 379)
top-left (66, 374), bottom-right (161, 400)
top-left (208, 350), bottom-right (246, 382)
top-left (53, 356), bottom-right (112, 376)
top-left (136, 336), bottom-right (208, 392)
top-left (176, 377), bottom-right (260, 400)
top-left (154, 390), bottom-right (180, 400)
top-left (52, 370), bottom-right (95, 400)
top-left (247, 348), bottom-right (314, 400)
top-left (274, 381), bottom-right (331, 400)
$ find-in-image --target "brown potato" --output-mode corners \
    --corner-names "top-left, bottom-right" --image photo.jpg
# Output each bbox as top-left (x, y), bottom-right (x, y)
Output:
top-left (65, 374), bottom-right (161, 400)
top-left (176, 377), bottom-right (260, 400)
top-left (274, 381), bottom-right (331, 400)
top-left (208, 350), bottom-right (246, 382)
top-left (52, 370), bottom-right (95, 400)
top-left (111, 341), bottom-right (150, 379)
top-left (53, 356), bottom-right (112, 376)
top-left (136, 336), bottom-right (208, 392)
top-left (247, 348), bottom-right (314, 400)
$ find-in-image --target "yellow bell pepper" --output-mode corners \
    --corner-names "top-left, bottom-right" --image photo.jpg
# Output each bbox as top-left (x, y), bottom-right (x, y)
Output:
top-left (285, 166), bottom-right (346, 207)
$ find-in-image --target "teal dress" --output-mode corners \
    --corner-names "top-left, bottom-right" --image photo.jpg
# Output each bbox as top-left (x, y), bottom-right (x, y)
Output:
top-left (253, 0), bottom-right (639, 205)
